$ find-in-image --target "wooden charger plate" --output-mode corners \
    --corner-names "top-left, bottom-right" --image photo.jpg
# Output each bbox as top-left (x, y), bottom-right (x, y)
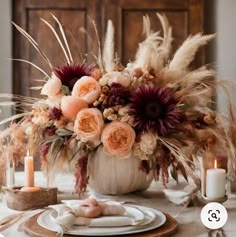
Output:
top-left (23, 212), bottom-right (178, 237)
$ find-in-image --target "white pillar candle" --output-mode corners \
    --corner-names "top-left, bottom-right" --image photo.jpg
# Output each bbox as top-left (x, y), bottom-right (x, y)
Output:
top-left (24, 152), bottom-right (34, 187)
top-left (206, 168), bottom-right (226, 199)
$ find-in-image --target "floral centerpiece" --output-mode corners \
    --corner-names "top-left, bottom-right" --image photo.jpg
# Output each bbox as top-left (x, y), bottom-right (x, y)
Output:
top-left (0, 14), bottom-right (234, 194)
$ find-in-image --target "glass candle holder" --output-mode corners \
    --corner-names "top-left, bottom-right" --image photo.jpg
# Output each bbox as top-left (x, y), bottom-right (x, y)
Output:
top-left (5, 156), bottom-right (15, 188)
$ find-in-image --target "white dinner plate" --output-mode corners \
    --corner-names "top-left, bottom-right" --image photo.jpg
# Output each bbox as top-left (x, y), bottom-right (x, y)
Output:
top-left (37, 205), bottom-right (166, 236)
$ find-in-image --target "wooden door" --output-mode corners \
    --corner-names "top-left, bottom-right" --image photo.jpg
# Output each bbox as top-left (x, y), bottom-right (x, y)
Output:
top-left (104, 0), bottom-right (204, 67)
top-left (13, 0), bottom-right (204, 98)
top-left (13, 0), bottom-right (102, 98)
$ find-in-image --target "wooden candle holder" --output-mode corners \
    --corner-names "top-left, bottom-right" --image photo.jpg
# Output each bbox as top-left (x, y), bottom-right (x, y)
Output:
top-left (4, 187), bottom-right (58, 211)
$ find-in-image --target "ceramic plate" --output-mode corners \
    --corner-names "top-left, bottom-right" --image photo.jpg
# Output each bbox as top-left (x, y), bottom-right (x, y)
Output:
top-left (37, 205), bottom-right (166, 236)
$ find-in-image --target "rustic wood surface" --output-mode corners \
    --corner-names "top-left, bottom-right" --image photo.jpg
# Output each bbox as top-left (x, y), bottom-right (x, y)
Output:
top-left (6, 187), bottom-right (57, 211)
top-left (23, 212), bottom-right (178, 237)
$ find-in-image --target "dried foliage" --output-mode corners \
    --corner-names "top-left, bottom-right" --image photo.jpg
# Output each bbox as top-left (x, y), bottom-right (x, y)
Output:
top-left (0, 13), bottom-right (234, 194)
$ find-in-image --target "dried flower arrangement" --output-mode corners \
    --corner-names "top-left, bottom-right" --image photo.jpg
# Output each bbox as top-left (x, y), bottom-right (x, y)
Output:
top-left (0, 13), bottom-right (235, 194)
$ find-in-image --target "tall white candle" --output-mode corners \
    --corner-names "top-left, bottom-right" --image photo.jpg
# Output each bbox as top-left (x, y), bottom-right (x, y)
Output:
top-left (24, 151), bottom-right (34, 187)
top-left (206, 160), bottom-right (226, 199)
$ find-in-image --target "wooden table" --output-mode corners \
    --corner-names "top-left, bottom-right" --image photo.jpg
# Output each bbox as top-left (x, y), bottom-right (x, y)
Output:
top-left (1, 172), bottom-right (236, 237)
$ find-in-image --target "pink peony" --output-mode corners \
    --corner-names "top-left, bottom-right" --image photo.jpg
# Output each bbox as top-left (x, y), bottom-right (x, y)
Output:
top-left (41, 73), bottom-right (62, 97)
top-left (72, 76), bottom-right (101, 104)
top-left (74, 108), bottom-right (104, 145)
top-left (101, 121), bottom-right (135, 159)
top-left (61, 96), bottom-right (88, 120)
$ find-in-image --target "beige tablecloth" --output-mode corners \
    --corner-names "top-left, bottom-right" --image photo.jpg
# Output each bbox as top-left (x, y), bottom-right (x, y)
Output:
top-left (0, 171), bottom-right (236, 237)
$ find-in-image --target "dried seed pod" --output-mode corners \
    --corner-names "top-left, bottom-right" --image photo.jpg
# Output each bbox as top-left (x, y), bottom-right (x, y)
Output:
top-left (93, 100), bottom-right (100, 106)
top-left (118, 106), bottom-right (129, 116)
top-left (203, 113), bottom-right (216, 125)
top-left (107, 114), bottom-right (118, 121)
top-left (101, 86), bottom-right (109, 94)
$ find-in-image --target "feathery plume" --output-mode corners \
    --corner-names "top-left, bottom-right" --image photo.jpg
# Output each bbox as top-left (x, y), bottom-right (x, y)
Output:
top-left (143, 15), bottom-right (153, 37)
top-left (103, 20), bottom-right (115, 72)
top-left (134, 17), bottom-right (162, 72)
top-left (135, 15), bottom-right (172, 72)
top-left (153, 13), bottom-right (173, 71)
top-left (169, 33), bottom-right (215, 71)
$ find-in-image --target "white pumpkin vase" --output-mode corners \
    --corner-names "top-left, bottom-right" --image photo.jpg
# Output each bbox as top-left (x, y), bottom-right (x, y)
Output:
top-left (88, 146), bottom-right (153, 195)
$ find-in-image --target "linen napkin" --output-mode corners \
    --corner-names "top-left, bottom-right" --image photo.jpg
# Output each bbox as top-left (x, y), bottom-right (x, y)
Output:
top-left (163, 184), bottom-right (198, 205)
top-left (48, 199), bottom-right (135, 231)
top-left (62, 199), bottom-right (126, 216)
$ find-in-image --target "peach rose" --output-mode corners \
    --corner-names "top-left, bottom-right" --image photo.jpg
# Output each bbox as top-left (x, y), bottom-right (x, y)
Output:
top-left (61, 96), bottom-right (88, 120)
top-left (41, 73), bottom-right (62, 97)
top-left (72, 76), bottom-right (101, 104)
top-left (101, 121), bottom-right (135, 159)
top-left (74, 108), bottom-right (104, 145)
top-left (99, 71), bottom-right (131, 87)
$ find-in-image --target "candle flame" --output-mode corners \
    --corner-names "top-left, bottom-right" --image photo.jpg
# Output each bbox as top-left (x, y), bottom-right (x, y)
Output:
top-left (27, 149), bottom-right (30, 156)
top-left (214, 159), bottom-right (217, 169)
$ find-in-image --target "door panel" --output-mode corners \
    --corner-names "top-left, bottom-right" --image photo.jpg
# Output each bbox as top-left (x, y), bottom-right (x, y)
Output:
top-left (13, 0), bottom-right (204, 98)
top-left (122, 10), bottom-right (188, 63)
top-left (13, 0), bottom-right (102, 98)
top-left (27, 9), bottom-right (87, 98)
top-left (104, 0), bottom-right (204, 67)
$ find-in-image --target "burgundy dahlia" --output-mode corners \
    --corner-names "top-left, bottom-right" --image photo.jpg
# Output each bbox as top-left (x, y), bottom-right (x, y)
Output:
top-left (129, 85), bottom-right (181, 135)
top-left (54, 63), bottom-right (93, 90)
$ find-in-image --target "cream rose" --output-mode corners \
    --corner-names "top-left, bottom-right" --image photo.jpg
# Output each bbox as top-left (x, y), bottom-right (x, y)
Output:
top-left (101, 121), bottom-right (135, 159)
top-left (139, 132), bottom-right (157, 155)
top-left (100, 71), bottom-right (131, 87)
top-left (74, 108), bottom-right (104, 146)
top-left (47, 92), bottom-right (64, 107)
top-left (41, 73), bottom-right (62, 97)
top-left (72, 76), bottom-right (101, 104)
